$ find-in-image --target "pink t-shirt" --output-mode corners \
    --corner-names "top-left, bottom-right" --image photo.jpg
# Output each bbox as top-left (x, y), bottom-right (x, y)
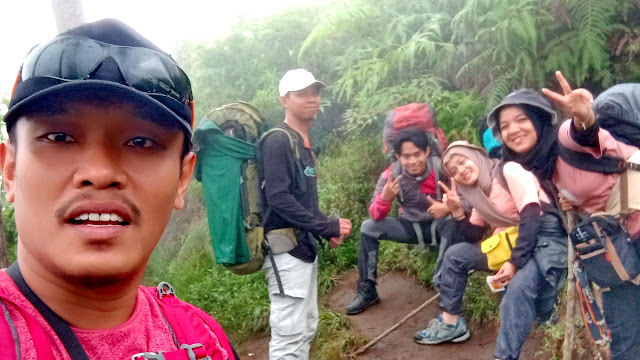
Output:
top-left (0, 271), bottom-right (227, 360)
top-left (554, 120), bottom-right (640, 238)
top-left (469, 161), bottom-right (548, 234)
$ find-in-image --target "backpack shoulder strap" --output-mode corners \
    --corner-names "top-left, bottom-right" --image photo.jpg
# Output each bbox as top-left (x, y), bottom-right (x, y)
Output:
top-left (391, 159), bottom-right (404, 202)
top-left (496, 161), bottom-right (510, 192)
top-left (557, 142), bottom-right (626, 174)
top-left (258, 126), bottom-right (307, 193)
top-left (151, 283), bottom-right (235, 360)
top-left (0, 294), bottom-right (56, 360)
top-left (259, 127), bottom-right (300, 160)
top-left (429, 155), bottom-right (442, 201)
top-left (0, 299), bottom-right (19, 360)
top-left (5, 263), bottom-right (79, 360)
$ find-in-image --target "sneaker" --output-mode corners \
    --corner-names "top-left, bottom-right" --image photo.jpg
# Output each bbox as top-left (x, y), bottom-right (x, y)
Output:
top-left (346, 281), bottom-right (380, 315)
top-left (414, 315), bottom-right (470, 345)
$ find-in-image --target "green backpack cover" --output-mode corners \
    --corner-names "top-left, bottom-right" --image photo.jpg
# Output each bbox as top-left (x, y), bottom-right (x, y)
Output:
top-left (193, 102), bottom-right (300, 275)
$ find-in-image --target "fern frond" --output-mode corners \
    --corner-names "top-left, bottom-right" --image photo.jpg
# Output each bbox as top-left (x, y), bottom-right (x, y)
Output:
top-left (298, 3), bottom-right (381, 61)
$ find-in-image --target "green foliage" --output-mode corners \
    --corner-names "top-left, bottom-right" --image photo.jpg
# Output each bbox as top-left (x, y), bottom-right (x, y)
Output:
top-left (296, 0), bottom-right (640, 117)
top-left (178, 0), bottom-right (640, 142)
top-left (317, 135), bottom-right (386, 224)
top-left (144, 217), bottom-right (270, 344)
top-left (461, 272), bottom-right (500, 324)
top-left (311, 308), bottom-right (367, 360)
top-left (176, 6), bottom-right (328, 129)
top-left (316, 134), bottom-right (387, 294)
top-left (545, 0), bottom-right (614, 87)
top-left (3, 203), bottom-right (17, 262)
top-left (0, 97), bottom-right (17, 263)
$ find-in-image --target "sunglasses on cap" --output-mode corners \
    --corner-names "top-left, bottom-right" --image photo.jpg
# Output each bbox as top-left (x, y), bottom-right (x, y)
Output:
top-left (20, 35), bottom-right (193, 121)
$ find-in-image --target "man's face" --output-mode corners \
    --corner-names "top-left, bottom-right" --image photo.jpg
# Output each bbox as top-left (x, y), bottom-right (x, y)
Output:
top-left (397, 141), bottom-right (430, 176)
top-left (0, 103), bottom-right (195, 286)
top-left (280, 84), bottom-right (322, 121)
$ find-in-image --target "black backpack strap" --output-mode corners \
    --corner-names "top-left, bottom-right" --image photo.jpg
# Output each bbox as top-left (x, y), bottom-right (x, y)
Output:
top-left (557, 142), bottom-right (626, 174)
top-left (280, 125), bottom-right (309, 193)
top-left (6, 263), bottom-right (91, 360)
top-left (391, 159), bottom-right (403, 203)
top-left (258, 126), bottom-right (307, 193)
top-left (267, 249), bottom-right (285, 296)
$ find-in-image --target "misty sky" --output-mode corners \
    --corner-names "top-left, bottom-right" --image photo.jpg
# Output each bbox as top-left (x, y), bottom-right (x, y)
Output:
top-left (0, 0), bottom-right (332, 100)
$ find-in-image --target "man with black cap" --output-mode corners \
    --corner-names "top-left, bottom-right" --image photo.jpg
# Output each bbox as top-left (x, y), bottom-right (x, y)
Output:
top-left (260, 69), bottom-right (352, 359)
top-left (0, 19), bottom-right (239, 360)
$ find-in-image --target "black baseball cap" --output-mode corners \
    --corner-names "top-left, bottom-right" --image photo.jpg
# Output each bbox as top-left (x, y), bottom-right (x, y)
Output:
top-left (5, 18), bottom-right (194, 137)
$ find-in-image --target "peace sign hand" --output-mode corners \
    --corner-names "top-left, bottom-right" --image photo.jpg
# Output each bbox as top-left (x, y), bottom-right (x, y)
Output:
top-left (438, 179), bottom-right (463, 214)
top-left (541, 71), bottom-right (595, 129)
top-left (381, 175), bottom-right (402, 202)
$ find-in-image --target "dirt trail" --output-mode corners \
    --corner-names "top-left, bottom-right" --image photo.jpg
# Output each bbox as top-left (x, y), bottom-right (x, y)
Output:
top-left (329, 272), bottom-right (502, 360)
top-left (238, 271), bottom-right (551, 359)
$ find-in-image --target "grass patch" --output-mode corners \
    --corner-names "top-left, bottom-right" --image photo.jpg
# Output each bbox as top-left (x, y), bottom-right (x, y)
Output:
top-left (312, 308), bottom-right (368, 360)
top-left (144, 217), bottom-right (270, 345)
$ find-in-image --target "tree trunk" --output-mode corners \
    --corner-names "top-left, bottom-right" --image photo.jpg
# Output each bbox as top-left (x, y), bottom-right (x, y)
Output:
top-left (0, 212), bottom-right (9, 268)
top-left (563, 212), bottom-right (578, 360)
top-left (51, 0), bottom-right (85, 34)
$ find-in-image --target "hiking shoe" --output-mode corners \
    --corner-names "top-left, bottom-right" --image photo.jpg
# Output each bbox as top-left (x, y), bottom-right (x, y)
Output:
top-left (414, 315), bottom-right (470, 345)
top-left (346, 282), bottom-right (380, 315)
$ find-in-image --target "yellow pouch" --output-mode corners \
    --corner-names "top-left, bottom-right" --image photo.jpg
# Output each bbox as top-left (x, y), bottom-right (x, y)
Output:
top-left (481, 226), bottom-right (519, 270)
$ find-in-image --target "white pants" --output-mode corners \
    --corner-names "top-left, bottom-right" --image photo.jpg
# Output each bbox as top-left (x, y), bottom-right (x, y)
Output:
top-left (263, 252), bottom-right (318, 360)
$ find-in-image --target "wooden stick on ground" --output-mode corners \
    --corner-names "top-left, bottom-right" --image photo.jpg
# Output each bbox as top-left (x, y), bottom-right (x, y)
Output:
top-left (351, 292), bottom-right (440, 357)
top-left (563, 212), bottom-right (577, 360)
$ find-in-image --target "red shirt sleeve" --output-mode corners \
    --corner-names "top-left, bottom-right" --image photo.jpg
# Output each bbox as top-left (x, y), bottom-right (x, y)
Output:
top-left (369, 167), bottom-right (393, 220)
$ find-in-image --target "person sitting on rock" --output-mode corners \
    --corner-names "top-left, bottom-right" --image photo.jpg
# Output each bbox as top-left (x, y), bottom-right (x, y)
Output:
top-left (346, 126), bottom-right (459, 315)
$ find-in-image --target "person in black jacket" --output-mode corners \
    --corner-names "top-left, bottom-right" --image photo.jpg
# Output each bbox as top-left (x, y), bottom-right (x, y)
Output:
top-left (260, 69), bottom-right (352, 360)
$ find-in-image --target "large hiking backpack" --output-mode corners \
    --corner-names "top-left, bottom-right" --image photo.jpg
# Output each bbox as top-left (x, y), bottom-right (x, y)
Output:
top-left (193, 102), bottom-right (266, 275)
top-left (193, 102), bottom-right (303, 279)
top-left (0, 264), bottom-right (235, 360)
top-left (383, 103), bottom-right (449, 157)
top-left (593, 83), bottom-right (640, 147)
top-left (382, 103), bottom-right (449, 201)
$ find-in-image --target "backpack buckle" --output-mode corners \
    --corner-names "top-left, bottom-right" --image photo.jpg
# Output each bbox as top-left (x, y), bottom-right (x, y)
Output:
top-left (180, 343), bottom-right (211, 360)
top-left (131, 352), bottom-right (166, 360)
top-left (627, 161), bottom-right (640, 171)
top-left (619, 159), bottom-right (627, 171)
top-left (157, 282), bottom-right (176, 299)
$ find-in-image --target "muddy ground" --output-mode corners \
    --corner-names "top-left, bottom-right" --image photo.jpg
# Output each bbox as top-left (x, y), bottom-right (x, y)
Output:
top-left (238, 271), bottom-right (592, 360)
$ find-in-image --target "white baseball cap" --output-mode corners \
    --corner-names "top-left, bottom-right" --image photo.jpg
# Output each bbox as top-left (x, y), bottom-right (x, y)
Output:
top-left (278, 69), bottom-right (326, 96)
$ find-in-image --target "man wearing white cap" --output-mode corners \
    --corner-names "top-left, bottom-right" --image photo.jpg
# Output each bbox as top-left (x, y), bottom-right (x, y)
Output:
top-left (260, 69), bottom-right (352, 359)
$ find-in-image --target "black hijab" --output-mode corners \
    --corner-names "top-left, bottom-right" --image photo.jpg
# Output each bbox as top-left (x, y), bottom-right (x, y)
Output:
top-left (501, 104), bottom-right (559, 181)
top-left (487, 89), bottom-right (562, 211)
